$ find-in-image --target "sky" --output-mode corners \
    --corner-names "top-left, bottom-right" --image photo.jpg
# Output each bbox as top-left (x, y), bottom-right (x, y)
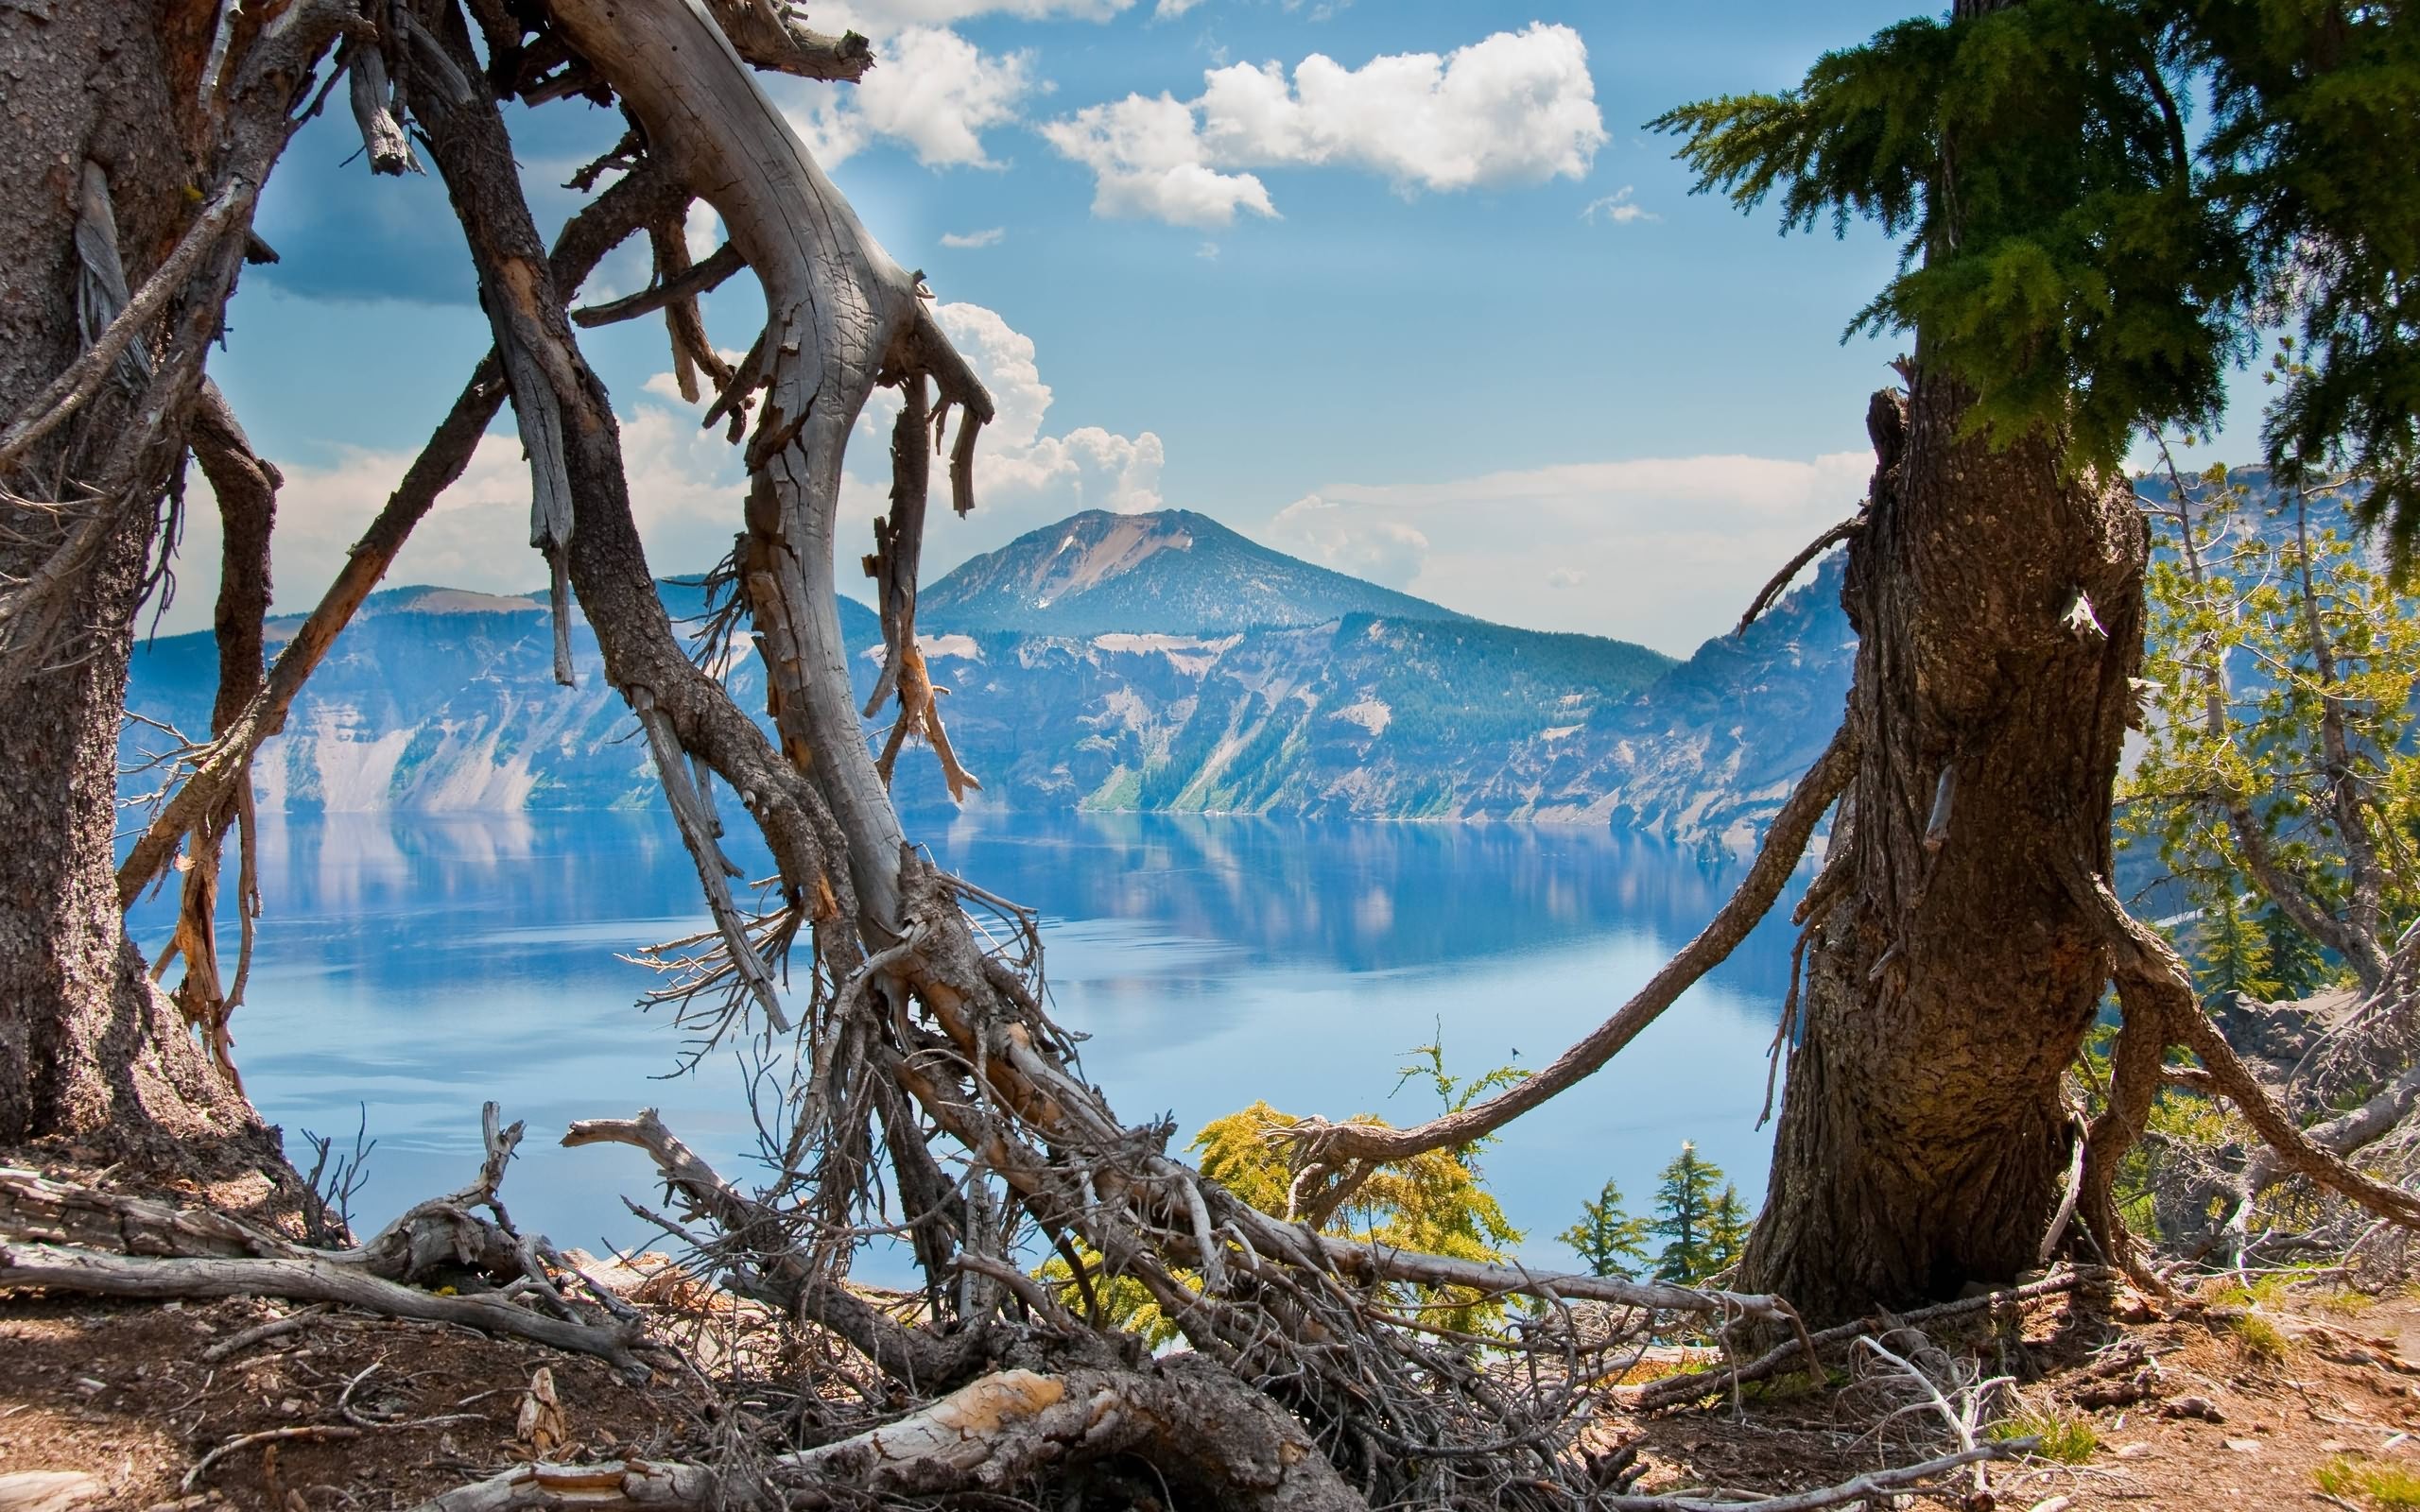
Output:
top-left (179, 0), bottom-right (2273, 658)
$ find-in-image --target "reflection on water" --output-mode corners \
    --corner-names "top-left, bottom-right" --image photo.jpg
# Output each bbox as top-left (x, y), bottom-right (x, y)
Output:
top-left (129, 807), bottom-right (1807, 1278)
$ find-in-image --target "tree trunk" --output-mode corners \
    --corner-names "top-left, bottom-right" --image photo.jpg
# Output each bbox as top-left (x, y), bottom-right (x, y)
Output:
top-left (1742, 376), bottom-right (2147, 1323)
top-left (0, 0), bottom-right (284, 1160)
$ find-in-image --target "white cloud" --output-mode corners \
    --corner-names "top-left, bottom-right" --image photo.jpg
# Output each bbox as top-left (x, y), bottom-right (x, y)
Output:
top-left (1041, 94), bottom-right (1276, 228)
top-left (1582, 186), bottom-right (1656, 225)
top-left (781, 26), bottom-right (1034, 169)
top-left (1044, 24), bottom-right (1607, 225)
top-left (683, 201), bottom-right (722, 261)
top-left (941, 226), bottom-right (1007, 248)
top-left (1266, 495), bottom-right (1428, 588)
top-left (1256, 451), bottom-right (1872, 653)
top-left (1153, 0), bottom-right (1207, 14)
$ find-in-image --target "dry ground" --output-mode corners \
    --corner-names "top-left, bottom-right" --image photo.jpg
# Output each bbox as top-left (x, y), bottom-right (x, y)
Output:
top-left (11, 1148), bottom-right (2420, 1509)
top-left (1618, 1280), bottom-right (2420, 1510)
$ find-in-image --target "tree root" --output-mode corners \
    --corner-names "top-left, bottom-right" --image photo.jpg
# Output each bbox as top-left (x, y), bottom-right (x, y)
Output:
top-left (410, 1356), bottom-right (1364, 1510)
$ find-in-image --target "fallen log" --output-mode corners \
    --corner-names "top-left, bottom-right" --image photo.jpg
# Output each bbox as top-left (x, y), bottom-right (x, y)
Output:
top-left (0, 1240), bottom-right (642, 1371)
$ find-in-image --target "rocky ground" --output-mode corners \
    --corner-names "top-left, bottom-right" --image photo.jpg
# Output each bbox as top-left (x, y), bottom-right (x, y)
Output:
top-left (9, 1150), bottom-right (2420, 1509)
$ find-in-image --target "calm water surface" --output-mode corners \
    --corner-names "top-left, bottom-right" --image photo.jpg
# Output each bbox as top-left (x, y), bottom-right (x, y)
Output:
top-left (129, 808), bottom-right (1806, 1278)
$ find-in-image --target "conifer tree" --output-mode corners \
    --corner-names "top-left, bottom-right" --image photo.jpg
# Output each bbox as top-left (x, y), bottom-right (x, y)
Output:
top-left (1560, 1179), bottom-right (1652, 1280)
top-left (2196, 892), bottom-right (2280, 1004)
top-left (1650, 1143), bottom-right (1728, 1284)
top-left (1656, 0), bottom-right (2417, 1319)
top-left (1707, 1183), bottom-right (1753, 1278)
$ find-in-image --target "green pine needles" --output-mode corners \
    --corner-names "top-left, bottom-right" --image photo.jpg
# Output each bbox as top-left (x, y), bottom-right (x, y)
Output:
top-left (1562, 1146), bottom-right (1750, 1287)
top-left (1654, 1), bottom-right (2419, 559)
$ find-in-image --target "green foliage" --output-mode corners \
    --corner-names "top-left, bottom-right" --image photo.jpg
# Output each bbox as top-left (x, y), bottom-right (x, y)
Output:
top-left (1044, 1037), bottom-right (1528, 1343)
top-left (2232, 1309), bottom-right (2293, 1361)
top-left (2318, 1456), bottom-right (2420, 1508)
top-left (1989, 1402), bottom-right (2100, 1464)
top-left (2118, 461), bottom-right (2420, 990)
top-left (2263, 900), bottom-right (2333, 1000)
top-left (1649, 1143), bottom-right (1733, 1284)
top-left (1655, 2), bottom-right (2420, 558)
top-left (1560, 1179), bottom-right (1652, 1280)
top-left (2195, 887), bottom-right (2279, 1001)
top-left (1706, 1183), bottom-right (1752, 1278)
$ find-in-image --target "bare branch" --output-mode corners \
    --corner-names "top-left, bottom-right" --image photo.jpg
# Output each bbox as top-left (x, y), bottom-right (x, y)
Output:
top-left (1296, 722), bottom-right (1856, 1166)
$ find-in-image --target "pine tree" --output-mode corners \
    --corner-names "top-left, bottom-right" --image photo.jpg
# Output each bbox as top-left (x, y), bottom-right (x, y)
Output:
top-left (1560, 1179), bottom-right (1652, 1280)
top-left (2261, 904), bottom-right (2334, 1002)
top-left (1650, 1143), bottom-right (1727, 1284)
top-left (1706, 1183), bottom-right (1752, 1279)
top-left (2194, 891), bottom-right (2279, 1004)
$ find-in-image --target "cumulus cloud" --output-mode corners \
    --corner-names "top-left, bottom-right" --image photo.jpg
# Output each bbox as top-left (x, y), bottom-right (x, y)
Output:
top-left (1044, 24), bottom-right (1606, 226)
top-left (852, 302), bottom-right (1166, 523)
top-left (1254, 451), bottom-right (1872, 653)
top-left (684, 201), bottom-right (723, 261)
top-left (782, 26), bottom-right (1034, 169)
top-left (1582, 186), bottom-right (1656, 225)
top-left (1041, 94), bottom-right (1277, 228)
top-left (941, 226), bottom-right (1007, 248)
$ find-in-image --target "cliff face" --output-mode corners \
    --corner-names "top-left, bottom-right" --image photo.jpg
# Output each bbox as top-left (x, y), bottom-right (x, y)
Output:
top-left (123, 518), bottom-right (1858, 853)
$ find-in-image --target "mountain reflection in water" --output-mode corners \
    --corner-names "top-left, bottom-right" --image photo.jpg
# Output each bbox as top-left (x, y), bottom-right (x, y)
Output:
top-left (128, 806), bottom-right (1808, 1279)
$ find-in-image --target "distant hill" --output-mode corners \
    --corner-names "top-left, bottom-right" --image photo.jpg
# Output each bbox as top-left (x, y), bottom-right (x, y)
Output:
top-left (919, 508), bottom-right (1469, 636)
top-left (120, 509), bottom-right (1862, 851)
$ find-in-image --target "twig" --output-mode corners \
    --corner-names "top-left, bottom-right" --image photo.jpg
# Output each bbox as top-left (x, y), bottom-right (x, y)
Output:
top-left (1294, 723), bottom-right (1856, 1166)
top-left (1736, 513), bottom-right (1861, 637)
top-left (571, 243), bottom-right (747, 327)
top-left (1600, 1440), bottom-right (2026, 1511)
top-left (199, 1303), bottom-right (332, 1362)
top-left (183, 1424), bottom-right (361, 1492)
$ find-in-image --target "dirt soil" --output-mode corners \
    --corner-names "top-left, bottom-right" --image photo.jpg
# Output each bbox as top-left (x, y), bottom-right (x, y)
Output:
top-left (10, 1151), bottom-right (2420, 1510)
top-left (1616, 1280), bottom-right (2420, 1510)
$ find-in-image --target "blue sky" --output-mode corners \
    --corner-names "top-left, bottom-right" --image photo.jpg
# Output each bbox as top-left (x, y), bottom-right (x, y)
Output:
top-left (186, 0), bottom-right (2270, 655)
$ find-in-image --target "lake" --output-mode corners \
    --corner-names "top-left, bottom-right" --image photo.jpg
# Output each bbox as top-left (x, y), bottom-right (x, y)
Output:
top-left (126, 807), bottom-right (1806, 1280)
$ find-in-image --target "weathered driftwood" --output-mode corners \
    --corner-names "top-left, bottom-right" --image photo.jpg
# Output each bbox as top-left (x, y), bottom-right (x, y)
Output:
top-left (544, 0), bottom-right (992, 933)
top-left (0, 1241), bottom-right (639, 1370)
top-left (0, 1107), bottom-right (641, 1369)
top-left (405, 4), bottom-right (863, 1029)
top-left (410, 1356), bottom-right (1360, 1511)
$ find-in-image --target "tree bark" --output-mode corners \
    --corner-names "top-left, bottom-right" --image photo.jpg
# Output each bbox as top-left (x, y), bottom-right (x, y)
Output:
top-left (0, 0), bottom-right (328, 1160)
top-left (1742, 378), bottom-right (2148, 1322)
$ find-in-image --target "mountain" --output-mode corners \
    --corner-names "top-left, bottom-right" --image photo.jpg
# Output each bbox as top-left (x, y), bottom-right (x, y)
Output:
top-left (918, 508), bottom-right (1470, 636)
top-left (121, 512), bottom-right (1857, 852)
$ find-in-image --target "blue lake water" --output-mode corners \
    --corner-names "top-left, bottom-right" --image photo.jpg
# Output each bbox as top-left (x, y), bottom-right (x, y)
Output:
top-left (128, 808), bottom-right (1806, 1279)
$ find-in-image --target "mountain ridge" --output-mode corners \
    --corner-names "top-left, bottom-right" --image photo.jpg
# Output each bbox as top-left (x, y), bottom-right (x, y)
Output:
top-left (918, 507), bottom-right (1475, 638)
top-left (122, 509), bottom-right (1845, 852)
